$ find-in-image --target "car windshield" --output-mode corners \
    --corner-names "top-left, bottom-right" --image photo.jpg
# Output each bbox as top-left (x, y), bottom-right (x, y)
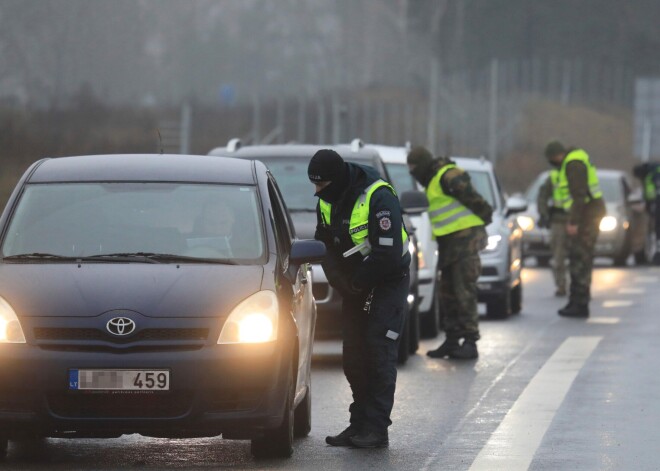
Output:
top-left (261, 159), bottom-right (318, 211)
top-left (2, 183), bottom-right (265, 263)
top-left (385, 163), bottom-right (417, 193)
top-left (599, 176), bottom-right (623, 202)
top-left (465, 170), bottom-right (496, 208)
top-left (525, 172), bottom-right (549, 203)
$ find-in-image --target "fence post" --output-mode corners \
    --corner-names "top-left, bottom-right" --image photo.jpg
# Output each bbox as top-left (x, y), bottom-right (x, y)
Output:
top-left (297, 96), bottom-right (306, 143)
top-left (427, 57), bottom-right (439, 152)
top-left (252, 94), bottom-right (261, 144)
top-left (317, 99), bottom-right (326, 144)
top-left (488, 58), bottom-right (499, 163)
top-left (180, 102), bottom-right (192, 154)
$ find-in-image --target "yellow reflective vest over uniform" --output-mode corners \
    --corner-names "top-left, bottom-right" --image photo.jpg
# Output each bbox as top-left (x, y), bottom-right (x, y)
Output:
top-left (556, 149), bottom-right (603, 211)
top-left (426, 165), bottom-right (485, 238)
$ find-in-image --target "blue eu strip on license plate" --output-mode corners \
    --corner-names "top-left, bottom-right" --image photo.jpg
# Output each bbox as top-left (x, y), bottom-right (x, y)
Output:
top-left (69, 369), bottom-right (79, 390)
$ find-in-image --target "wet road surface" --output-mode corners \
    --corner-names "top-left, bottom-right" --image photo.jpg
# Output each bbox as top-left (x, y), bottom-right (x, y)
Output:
top-left (3, 264), bottom-right (660, 470)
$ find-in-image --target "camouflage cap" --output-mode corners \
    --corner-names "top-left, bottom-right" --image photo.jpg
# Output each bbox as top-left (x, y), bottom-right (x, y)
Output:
top-left (544, 140), bottom-right (566, 159)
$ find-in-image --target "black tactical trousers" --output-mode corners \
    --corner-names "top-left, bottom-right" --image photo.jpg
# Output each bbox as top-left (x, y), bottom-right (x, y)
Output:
top-left (341, 271), bottom-right (408, 435)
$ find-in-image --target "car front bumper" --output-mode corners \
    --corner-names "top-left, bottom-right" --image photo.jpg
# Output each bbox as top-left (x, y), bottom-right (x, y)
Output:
top-left (0, 338), bottom-right (294, 440)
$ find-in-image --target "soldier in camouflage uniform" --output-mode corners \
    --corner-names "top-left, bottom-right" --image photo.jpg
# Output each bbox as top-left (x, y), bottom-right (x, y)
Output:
top-left (408, 147), bottom-right (493, 359)
top-left (544, 141), bottom-right (606, 318)
top-left (537, 172), bottom-right (569, 296)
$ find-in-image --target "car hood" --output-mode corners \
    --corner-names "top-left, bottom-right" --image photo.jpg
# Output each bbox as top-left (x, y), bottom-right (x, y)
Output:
top-left (0, 264), bottom-right (264, 318)
top-left (486, 211), bottom-right (510, 237)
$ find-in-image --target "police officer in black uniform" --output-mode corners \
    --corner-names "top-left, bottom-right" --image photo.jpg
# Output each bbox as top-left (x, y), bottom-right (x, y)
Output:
top-left (309, 149), bottom-right (410, 449)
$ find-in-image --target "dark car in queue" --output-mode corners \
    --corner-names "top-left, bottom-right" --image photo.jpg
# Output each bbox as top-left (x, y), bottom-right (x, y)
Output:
top-left (0, 154), bottom-right (325, 459)
top-left (208, 140), bottom-right (421, 364)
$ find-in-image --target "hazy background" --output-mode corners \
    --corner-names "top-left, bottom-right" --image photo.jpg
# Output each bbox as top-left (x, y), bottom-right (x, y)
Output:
top-left (2, 0), bottom-right (660, 202)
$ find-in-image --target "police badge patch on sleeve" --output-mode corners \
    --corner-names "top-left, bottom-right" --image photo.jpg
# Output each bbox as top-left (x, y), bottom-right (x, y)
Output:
top-left (378, 216), bottom-right (392, 231)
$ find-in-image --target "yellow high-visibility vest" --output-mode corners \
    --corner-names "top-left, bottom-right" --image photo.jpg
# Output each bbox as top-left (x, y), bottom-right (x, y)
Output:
top-left (426, 165), bottom-right (484, 237)
top-left (556, 149), bottom-right (602, 210)
top-left (319, 180), bottom-right (408, 257)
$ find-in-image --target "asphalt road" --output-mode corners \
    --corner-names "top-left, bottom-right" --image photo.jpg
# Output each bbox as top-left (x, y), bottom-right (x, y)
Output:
top-left (4, 263), bottom-right (660, 470)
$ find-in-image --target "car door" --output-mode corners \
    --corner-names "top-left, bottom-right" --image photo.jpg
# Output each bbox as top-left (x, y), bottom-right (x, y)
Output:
top-left (267, 175), bottom-right (314, 399)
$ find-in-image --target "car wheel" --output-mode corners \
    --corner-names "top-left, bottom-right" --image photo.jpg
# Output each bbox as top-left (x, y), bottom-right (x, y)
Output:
top-left (634, 249), bottom-right (647, 265)
top-left (293, 385), bottom-right (312, 438)
top-left (486, 287), bottom-right (511, 319)
top-left (408, 302), bottom-right (420, 355)
top-left (510, 283), bottom-right (522, 314)
top-left (397, 310), bottom-right (410, 365)
top-left (251, 363), bottom-right (295, 459)
top-left (419, 288), bottom-right (440, 339)
top-left (536, 255), bottom-right (551, 267)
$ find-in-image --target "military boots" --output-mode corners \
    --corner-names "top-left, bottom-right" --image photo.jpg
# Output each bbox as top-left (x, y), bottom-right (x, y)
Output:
top-left (448, 339), bottom-right (479, 360)
top-left (558, 302), bottom-right (589, 318)
top-left (426, 337), bottom-right (460, 358)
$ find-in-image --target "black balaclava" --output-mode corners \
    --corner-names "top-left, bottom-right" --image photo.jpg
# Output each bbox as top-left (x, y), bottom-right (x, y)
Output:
top-left (544, 140), bottom-right (566, 168)
top-left (407, 146), bottom-right (437, 187)
top-left (308, 149), bottom-right (349, 204)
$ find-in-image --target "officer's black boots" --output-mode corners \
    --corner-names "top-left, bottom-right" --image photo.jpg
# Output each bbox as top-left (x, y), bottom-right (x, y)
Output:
top-left (349, 430), bottom-right (389, 448)
top-left (426, 337), bottom-right (460, 358)
top-left (448, 339), bottom-right (479, 360)
top-left (558, 303), bottom-right (589, 318)
top-left (325, 425), bottom-right (360, 447)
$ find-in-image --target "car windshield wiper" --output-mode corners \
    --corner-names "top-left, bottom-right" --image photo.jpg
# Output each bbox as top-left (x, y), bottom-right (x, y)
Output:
top-left (87, 252), bottom-right (238, 265)
top-left (3, 253), bottom-right (83, 262)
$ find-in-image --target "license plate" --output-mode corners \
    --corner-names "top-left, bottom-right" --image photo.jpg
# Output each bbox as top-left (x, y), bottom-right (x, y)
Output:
top-left (69, 369), bottom-right (170, 391)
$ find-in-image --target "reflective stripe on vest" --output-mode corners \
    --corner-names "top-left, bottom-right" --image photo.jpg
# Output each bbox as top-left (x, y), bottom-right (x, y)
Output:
top-left (319, 180), bottom-right (408, 257)
top-left (556, 149), bottom-right (603, 210)
top-left (425, 165), bottom-right (484, 237)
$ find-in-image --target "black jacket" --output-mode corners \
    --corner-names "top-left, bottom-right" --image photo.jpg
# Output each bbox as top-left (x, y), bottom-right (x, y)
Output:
top-left (314, 163), bottom-right (410, 295)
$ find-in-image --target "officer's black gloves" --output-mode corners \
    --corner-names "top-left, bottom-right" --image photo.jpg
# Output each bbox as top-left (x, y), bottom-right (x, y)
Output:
top-left (537, 215), bottom-right (550, 229)
top-left (314, 226), bottom-right (335, 246)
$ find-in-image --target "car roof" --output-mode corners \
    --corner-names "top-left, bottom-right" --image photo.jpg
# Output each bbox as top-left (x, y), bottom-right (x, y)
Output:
top-left (28, 154), bottom-right (257, 184)
top-left (365, 144), bottom-right (408, 164)
top-left (534, 168), bottom-right (628, 181)
top-left (209, 144), bottom-right (381, 162)
top-left (451, 156), bottom-right (493, 171)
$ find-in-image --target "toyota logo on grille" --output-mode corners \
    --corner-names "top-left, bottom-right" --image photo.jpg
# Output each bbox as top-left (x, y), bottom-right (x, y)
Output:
top-left (106, 317), bottom-right (136, 336)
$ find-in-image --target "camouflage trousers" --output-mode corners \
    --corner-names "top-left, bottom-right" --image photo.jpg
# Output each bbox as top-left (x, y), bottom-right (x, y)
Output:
top-left (568, 219), bottom-right (601, 305)
top-left (550, 219), bottom-right (568, 291)
top-left (438, 254), bottom-right (481, 341)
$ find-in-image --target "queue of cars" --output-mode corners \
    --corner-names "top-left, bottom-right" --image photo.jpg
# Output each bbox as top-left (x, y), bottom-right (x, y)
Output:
top-left (518, 169), bottom-right (651, 266)
top-left (0, 144), bottom-right (529, 460)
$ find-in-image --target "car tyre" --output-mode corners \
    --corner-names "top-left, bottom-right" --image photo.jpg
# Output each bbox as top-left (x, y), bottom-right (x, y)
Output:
top-left (0, 435), bottom-right (7, 460)
top-left (251, 364), bottom-right (295, 459)
top-left (293, 385), bottom-right (312, 438)
top-left (510, 283), bottom-right (522, 314)
top-left (408, 302), bottom-right (420, 355)
top-left (397, 309), bottom-right (410, 365)
top-left (486, 287), bottom-right (511, 319)
top-left (536, 255), bottom-right (551, 267)
top-left (419, 288), bottom-right (440, 339)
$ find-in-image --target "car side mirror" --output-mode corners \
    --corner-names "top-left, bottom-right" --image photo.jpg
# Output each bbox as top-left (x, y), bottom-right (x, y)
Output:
top-left (289, 239), bottom-right (326, 266)
top-left (505, 195), bottom-right (528, 217)
top-left (400, 191), bottom-right (429, 215)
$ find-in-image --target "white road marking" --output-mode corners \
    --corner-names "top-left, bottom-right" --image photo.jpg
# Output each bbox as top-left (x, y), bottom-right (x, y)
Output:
top-left (468, 336), bottom-right (602, 471)
top-left (587, 317), bottom-right (621, 324)
top-left (618, 287), bottom-right (644, 294)
top-left (634, 276), bottom-right (658, 283)
top-left (602, 300), bottom-right (633, 308)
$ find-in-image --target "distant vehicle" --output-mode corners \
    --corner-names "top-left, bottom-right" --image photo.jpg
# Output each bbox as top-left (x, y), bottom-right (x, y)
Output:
top-left (519, 169), bottom-right (650, 266)
top-left (452, 157), bottom-right (527, 318)
top-left (209, 140), bottom-right (423, 363)
top-left (0, 154), bottom-right (325, 459)
top-left (365, 144), bottom-right (442, 337)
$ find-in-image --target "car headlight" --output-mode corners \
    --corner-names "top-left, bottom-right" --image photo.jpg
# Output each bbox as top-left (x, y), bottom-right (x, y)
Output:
top-left (217, 290), bottom-right (278, 344)
top-left (0, 296), bottom-right (26, 344)
top-left (408, 240), bottom-right (415, 255)
top-left (516, 215), bottom-right (535, 232)
top-left (599, 216), bottom-right (617, 232)
top-left (417, 247), bottom-right (426, 269)
top-left (483, 235), bottom-right (502, 252)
